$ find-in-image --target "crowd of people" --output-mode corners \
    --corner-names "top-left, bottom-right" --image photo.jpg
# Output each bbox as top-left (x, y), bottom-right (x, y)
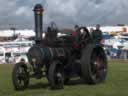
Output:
top-left (105, 47), bottom-right (128, 60)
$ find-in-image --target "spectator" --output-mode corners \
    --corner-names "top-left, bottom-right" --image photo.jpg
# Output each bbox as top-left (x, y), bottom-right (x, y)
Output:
top-left (117, 48), bottom-right (122, 59)
top-left (123, 50), bottom-right (127, 60)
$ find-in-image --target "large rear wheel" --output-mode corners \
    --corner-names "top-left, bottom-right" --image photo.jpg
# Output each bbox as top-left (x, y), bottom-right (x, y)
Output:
top-left (81, 44), bottom-right (107, 84)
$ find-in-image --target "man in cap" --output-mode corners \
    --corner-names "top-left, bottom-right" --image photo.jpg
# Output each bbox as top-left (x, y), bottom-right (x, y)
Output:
top-left (92, 24), bottom-right (103, 44)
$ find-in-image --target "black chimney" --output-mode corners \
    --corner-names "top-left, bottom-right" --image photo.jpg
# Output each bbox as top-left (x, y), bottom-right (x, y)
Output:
top-left (33, 4), bottom-right (43, 42)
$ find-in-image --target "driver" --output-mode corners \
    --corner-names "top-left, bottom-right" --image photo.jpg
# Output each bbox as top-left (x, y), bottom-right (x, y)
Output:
top-left (92, 24), bottom-right (102, 44)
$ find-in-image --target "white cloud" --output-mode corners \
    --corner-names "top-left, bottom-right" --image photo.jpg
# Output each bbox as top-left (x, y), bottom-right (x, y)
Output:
top-left (0, 0), bottom-right (128, 29)
top-left (15, 6), bottom-right (31, 17)
top-left (15, 7), bottom-right (27, 16)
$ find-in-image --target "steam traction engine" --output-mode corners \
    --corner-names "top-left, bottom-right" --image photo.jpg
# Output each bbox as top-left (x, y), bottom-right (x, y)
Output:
top-left (12, 4), bottom-right (108, 90)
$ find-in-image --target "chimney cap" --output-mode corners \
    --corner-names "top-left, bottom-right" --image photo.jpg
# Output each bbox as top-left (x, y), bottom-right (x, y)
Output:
top-left (33, 4), bottom-right (43, 12)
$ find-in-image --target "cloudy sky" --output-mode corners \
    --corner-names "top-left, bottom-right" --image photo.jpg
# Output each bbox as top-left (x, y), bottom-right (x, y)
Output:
top-left (0, 0), bottom-right (128, 29)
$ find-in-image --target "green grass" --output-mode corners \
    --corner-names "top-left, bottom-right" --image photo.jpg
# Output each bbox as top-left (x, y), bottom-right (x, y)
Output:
top-left (0, 61), bottom-right (128, 96)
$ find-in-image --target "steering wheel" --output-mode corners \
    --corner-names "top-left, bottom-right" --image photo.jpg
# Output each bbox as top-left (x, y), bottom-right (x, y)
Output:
top-left (77, 27), bottom-right (91, 48)
top-left (78, 27), bottom-right (90, 39)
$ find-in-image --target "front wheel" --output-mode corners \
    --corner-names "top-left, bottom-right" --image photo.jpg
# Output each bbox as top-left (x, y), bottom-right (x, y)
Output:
top-left (12, 63), bottom-right (29, 90)
top-left (48, 61), bottom-right (64, 89)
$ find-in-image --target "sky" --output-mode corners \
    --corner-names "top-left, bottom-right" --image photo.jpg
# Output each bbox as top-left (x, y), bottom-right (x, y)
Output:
top-left (0, 0), bottom-right (128, 29)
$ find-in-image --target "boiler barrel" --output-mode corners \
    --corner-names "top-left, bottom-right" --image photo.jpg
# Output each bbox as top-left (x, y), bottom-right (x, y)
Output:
top-left (27, 46), bottom-right (67, 66)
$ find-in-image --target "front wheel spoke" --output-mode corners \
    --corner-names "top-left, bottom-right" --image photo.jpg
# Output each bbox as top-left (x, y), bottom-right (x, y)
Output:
top-left (17, 70), bottom-right (26, 86)
top-left (55, 72), bottom-right (63, 84)
top-left (18, 79), bottom-right (23, 86)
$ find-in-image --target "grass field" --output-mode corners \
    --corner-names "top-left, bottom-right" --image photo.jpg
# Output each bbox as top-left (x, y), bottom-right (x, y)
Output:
top-left (0, 61), bottom-right (128, 96)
